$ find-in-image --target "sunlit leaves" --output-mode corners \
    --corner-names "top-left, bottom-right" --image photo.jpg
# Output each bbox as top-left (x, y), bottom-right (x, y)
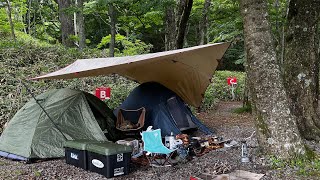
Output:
top-left (0, 0), bottom-right (27, 34)
top-left (97, 34), bottom-right (152, 56)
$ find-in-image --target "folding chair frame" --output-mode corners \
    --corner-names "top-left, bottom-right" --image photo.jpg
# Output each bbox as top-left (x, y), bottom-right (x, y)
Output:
top-left (146, 152), bottom-right (175, 167)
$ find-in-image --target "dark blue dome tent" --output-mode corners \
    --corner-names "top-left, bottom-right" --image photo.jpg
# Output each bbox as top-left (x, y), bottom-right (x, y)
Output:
top-left (114, 82), bottom-right (213, 136)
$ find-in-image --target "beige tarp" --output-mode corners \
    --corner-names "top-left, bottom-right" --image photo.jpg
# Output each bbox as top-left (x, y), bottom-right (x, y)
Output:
top-left (33, 42), bottom-right (230, 107)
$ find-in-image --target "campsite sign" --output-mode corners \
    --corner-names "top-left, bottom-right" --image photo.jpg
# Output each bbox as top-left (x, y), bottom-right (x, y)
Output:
top-left (227, 77), bottom-right (237, 85)
top-left (227, 77), bottom-right (237, 100)
top-left (95, 87), bottom-right (111, 100)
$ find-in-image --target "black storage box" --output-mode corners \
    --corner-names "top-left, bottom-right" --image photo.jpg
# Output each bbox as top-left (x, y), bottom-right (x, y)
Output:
top-left (86, 142), bottom-right (132, 178)
top-left (64, 140), bottom-right (102, 170)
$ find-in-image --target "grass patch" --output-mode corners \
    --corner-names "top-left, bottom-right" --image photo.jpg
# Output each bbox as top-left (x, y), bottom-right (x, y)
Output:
top-left (34, 170), bottom-right (42, 177)
top-left (269, 155), bottom-right (320, 177)
top-left (233, 104), bottom-right (252, 114)
top-left (12, 170), bottom-right (23, 175)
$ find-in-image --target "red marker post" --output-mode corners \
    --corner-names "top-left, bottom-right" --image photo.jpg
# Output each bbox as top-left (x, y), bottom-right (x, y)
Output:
top-left (95, 87), bottom-right (111, 100)
top-left (227, 77), bottom-right (237, 100)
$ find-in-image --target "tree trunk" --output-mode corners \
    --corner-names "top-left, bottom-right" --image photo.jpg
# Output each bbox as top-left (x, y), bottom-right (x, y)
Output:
top-left (165, 6), bottom-right (176, 50)
top-left (184, 23), bottom-right (189, 47)
top-left (283, 0), bottom-right (320, 141)
top-left (56, 0), bottom-right (75, 47)
top-left (200, 0), bottom-right (210, 45)
top-left (109, 3), bottom-right (116, 57)
top-left (242, 71), bottom-right (251, 108)
top-left (77, 0), bottom-right (85, 50)
top-left (27, 0), bottom-right (31, 35)
top-left (73, 3), bottom-right (77, 38)
top-left (240, 0), bottom-right (305, 159)
top-left (176, 0), bottom-right (193, 49)
top-left (5, 0), bottom-right (16, 41)
top-left (176, 0), bottom-right (186, 25)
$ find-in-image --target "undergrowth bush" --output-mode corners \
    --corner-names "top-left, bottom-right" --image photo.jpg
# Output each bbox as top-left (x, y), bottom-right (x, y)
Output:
top-left (0, 35), bottom-right (135, 133)
top-left (104, 79), bottom-right (138, 109)
top-left (201, 71), bottom-right (245, 111)
top-left (269, 155), bottom-right (320, 177)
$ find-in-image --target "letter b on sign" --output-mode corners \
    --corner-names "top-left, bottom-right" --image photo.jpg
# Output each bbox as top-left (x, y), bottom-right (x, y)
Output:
top-left (100, 90), bottom-right (106, 99)
top-left (95, 87), bottom-right (111, 100)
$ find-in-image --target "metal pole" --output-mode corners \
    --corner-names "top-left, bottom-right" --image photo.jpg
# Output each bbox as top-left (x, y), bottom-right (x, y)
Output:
top-left (231, 83), bottom-right (235, 100)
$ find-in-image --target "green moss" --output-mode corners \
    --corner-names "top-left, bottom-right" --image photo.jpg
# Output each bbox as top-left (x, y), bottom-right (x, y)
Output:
top-left (256, 113), bottom-right (270, 137)
top-left (269, 149), bottom-right (320, 177)
top-left (303, 145), bottom-right (316, 160)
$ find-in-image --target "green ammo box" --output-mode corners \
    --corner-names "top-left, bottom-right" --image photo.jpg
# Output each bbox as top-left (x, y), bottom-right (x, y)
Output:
top-left (86, 142), bottom-right (132, 178)
top-left (64, 140), bottom-right (106, 170)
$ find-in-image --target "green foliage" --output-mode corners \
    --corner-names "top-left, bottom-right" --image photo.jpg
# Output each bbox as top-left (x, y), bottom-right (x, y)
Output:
top-left (186, 0), bottom-right (245, 71)
top-left (12, 170), bottom-right (23, 175)
top-left (233, 104), bottom-right (252, 114)
top-left (0, 35), bottom-right (110, 133)
top-left (0, 0), bottom-right (27, 34)
top-left (104, 79), bottom-right (138, 109)
top-left (218, 41), bottom-right (245, 71)
top-left (34, 170), bottom-right (42, 177)
top-left (267, 0), bottom-right (288, 45)
top-left (201, 71), bottom-right (245, 111)
top-left (0, 31), bottom-right (53, 48)
top-left (269, 155), bottom-right (320, 177)
top-left (270, 156), bottom-right (287, 169)
top-left (97, 34), bottom-right (152, 56)
top-left (209, 0), bottom-right (242, 43)
top-left (0, 8), bottom-right (10, 35)
top-left (68, 34), bottom-right (80, 43)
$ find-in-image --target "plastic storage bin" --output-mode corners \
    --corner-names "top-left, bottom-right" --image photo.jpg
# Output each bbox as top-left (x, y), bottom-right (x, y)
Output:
top-left (64, 140), bottom-right (103, 170)
top-left (86, 142), bottom-right (132, 178)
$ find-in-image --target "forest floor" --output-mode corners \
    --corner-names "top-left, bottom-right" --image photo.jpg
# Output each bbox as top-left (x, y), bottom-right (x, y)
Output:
top-left (0, 101), bottom-right (319, 179)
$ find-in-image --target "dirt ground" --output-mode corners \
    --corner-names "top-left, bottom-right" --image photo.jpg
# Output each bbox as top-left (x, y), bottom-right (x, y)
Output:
top-left (0, 101), bottom-right (316, 179)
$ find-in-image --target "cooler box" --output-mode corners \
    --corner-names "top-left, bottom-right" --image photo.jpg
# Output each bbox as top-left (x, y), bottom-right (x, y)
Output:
top-left (64, 140), bottom-right (103, 170)
top-left (86, 142), bottom-right (132, 178)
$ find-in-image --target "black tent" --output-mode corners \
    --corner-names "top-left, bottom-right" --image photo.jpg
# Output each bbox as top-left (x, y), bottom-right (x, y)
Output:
top-left (114, 82), bottom-right (213, 136)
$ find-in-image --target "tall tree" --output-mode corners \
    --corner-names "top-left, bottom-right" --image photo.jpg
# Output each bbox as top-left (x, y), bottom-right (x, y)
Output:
top-left (176, 0), bottom-right (193, 49)
top-left (55, 0), bottom-right (75, 47)
top-left (5, 0), bottom-right (16, 41)
top-left (283, 0), bottom-right (320, 140)
top-left (76, 0), bottom-right (85, 50)
top-left (199, 0), bottom-right (210, 45)
top-left (26, 0), bottom-right (31, 34)
top-left (240, 0), bottom-right (305, 159)
top-left (165, 5), bottom-right (176, 50)
top-left (109, 3), bottom-right (116, 57)
top-left (164, 0), bottom-right (193, 50)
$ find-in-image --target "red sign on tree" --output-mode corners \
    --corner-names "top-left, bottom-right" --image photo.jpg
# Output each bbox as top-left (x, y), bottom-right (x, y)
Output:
top-left (95, 87), bottom-right (111, 100)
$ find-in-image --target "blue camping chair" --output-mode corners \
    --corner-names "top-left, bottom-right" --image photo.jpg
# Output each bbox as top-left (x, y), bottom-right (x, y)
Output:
top-left (141, 129), bottom-right (175, 166)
